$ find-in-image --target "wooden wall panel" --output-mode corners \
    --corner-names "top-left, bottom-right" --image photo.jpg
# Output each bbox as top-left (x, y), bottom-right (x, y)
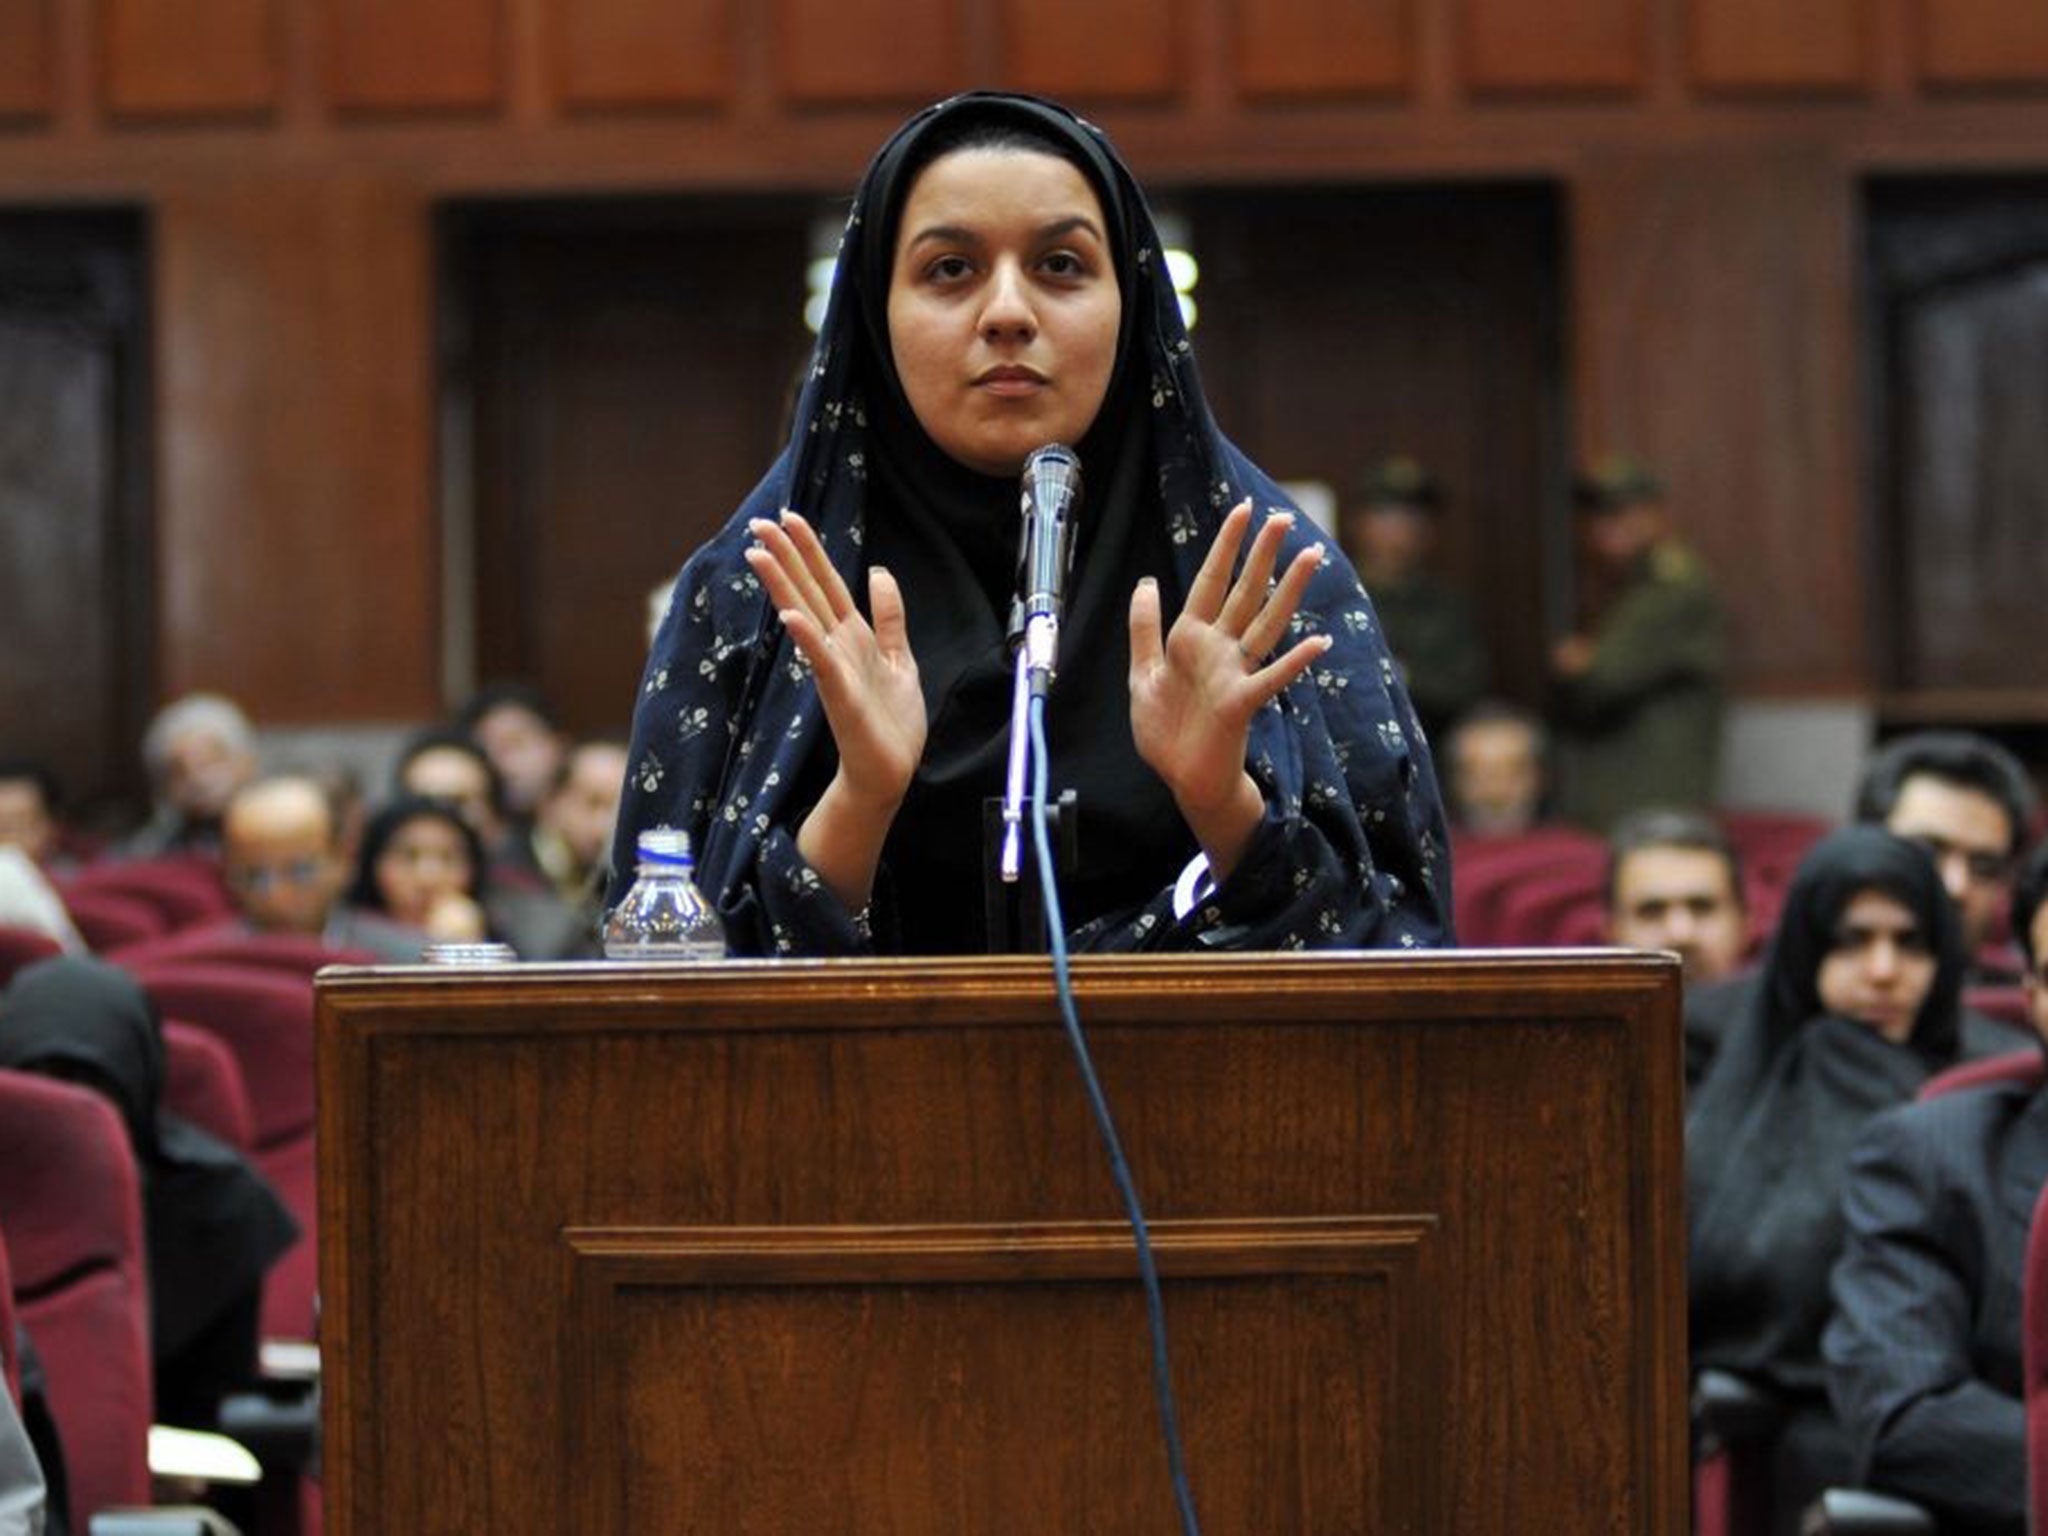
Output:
top-left (328, 0), bottom-right (503, 114)
top-left (1236, 0), bottom-right (1410, 99)
top-left (1919, 0), bottom-right (2048, 89)
top-left (777, 0), bottom-right (961, 103)
top-left (1465, 0), bottom-right (1645, 95)
top-left (155, 177), bottom-right (440, 720)
top-left (1690, 0), bottom-right (1865, 94)
top-left (0, 0), bottom-right (53, 120)
top-left (552, 0), bottom-right (731, 111)
top-left (1571, 148), bottom-right (1865, 694)
top-left (104, 0), bottom-right (278, 119)
top-left (1003, 0), bottom-right (1175, 100)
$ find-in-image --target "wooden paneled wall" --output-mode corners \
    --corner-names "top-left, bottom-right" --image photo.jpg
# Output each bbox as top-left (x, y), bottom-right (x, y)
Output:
top-left (2, 0), bottom-right (2047, 720)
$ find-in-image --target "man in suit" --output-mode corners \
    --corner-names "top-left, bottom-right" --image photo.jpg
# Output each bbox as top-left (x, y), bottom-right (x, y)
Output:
top-left (1821, 837), bottom-right (2048, 1533)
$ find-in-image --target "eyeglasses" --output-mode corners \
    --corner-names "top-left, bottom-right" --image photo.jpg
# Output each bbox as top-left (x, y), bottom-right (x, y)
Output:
top-left (226, 857), bottom-right (328, 893)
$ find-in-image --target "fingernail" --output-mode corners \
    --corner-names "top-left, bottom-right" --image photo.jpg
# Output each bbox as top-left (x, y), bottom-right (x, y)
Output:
top-left (871, 564), bottom-right (891, 577)
top-left (1140, 576), bottom-right (1158, 590)
top-left (1267, 510), bottom-right (1295, 525)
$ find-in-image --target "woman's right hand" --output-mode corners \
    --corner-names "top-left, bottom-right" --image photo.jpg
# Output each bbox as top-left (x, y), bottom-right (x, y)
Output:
top-left (746, 511), bottom-right (925, 915)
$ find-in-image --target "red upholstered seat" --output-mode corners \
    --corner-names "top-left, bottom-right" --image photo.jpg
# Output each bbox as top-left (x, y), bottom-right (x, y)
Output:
top-left (0, 1068), bottom-right (154, 1526)
top-left (61, 857), bottom-right (234, 932)
top-left (62, 888), bottom-right (165, 952)
top-left (125, 961), bottom-right (319, 1341)
top-left (0, 924), bottom-right (62, 986)
top-left (113, 921), bottom-right (377, 978)
top-left (162, 1018), bottom-right (257, 1151)
top-left (1493, 869), bottom-right (1608, 948)
top-left (1919, 1048), bottom-right (2044, 1103)
top-left (1450, 827), bottom-right (1606, 947)
top-left (2023, 1178), bottom-right (2048, 1536)
top-left (1962, 987), bottom-right (2032, 1036)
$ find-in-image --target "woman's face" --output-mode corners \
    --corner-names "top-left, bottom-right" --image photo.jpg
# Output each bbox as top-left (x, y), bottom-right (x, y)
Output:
top-left (374, 816), bottom-right (475, 927)
top-left (887, 147), bottom-right (1121, 477)
top-left (1815, 888), bottom-right (1937, 1043)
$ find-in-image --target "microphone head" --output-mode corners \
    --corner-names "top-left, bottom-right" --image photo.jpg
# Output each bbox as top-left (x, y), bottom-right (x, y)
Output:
top-left (1023, 443), bottom-right (1082, 510)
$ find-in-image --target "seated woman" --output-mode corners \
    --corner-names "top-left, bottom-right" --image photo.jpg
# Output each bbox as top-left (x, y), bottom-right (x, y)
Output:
top-left (1687, 826), bottom-right (1977, 1532)
top-left (1821, 838), bottom-right (2048, 1536)
top-left (345, 794), bottom-right (491, 953)
top-left (612, 91), bottom-right (1451, 957)
top-left (0, 956), bottom-right (297, 1429)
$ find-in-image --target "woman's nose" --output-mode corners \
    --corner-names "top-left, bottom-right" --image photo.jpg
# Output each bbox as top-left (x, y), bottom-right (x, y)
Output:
top-left (979, 261), bottom-right (1035, 340)
top-left (1867, 939), bottom-right (1900, 982)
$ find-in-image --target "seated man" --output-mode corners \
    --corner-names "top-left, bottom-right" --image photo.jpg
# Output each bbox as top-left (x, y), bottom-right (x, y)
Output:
top-left (1605, 809), bottom-right (1749, 1082)
top-left (532, 739), bottom-right (628, 911)
top-left (1856, 731), bottom-right (2039, 982)
top-left (0, 757), bottom-right (64, 869)
top-left (121, 694), bottom-right (260, 859)
top-left (220, 774), bottom-right (426, 962)
top-left (1822, 836), bottom-right (2048, 1535)
top-left (1445, 701), bottom-right (1548, 837)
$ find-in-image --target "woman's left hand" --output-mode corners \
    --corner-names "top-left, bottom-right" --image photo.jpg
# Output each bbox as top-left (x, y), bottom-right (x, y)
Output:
top-left (1128, 498), bottom-right (1331, 880)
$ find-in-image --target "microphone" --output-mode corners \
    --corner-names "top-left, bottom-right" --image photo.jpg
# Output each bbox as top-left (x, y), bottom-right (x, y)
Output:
top-left (1007, 443), bottom-right (1084, 687)
top-left (999, 444), bottom-right (1082, 882)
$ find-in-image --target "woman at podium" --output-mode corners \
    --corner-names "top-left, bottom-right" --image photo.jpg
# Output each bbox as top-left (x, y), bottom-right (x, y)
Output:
top-left (612, 92), bottom-right (1451, 956)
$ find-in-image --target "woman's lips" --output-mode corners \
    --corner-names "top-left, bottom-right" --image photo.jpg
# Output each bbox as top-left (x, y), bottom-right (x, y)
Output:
top-left (975, 367), bottom-right (1047, 397)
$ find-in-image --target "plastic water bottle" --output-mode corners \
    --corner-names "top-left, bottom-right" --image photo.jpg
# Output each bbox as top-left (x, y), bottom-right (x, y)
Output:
top-left (603, 828), bottom-right (726, 960)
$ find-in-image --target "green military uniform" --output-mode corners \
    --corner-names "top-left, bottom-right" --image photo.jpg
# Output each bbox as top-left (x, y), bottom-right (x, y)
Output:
top-left (1554, 540), bottom-right (1726, 832)
top-left (1365, 573), bottom-right (1489, 749)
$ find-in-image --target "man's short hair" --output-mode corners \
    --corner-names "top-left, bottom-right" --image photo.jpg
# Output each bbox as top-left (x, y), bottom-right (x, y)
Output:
top-left (393, 725), bottom-right (509, 821)
top-left (1450, 700), bottom-right (1547, 755)
top-left (225, 772), bottom-right (339, 842)
top-left (456, 682), bottom-right (561, 736)
top-left (0, 756), bottom-right (62, 813)
top-left (1854, 731), bottom-right (2039, 858)
top-left (1603, 807), bottom-right (1745, 911)
top-left (2013, 839), bottom-right (2048, 970)
top-left (141, 693), bottom-right (255, 781)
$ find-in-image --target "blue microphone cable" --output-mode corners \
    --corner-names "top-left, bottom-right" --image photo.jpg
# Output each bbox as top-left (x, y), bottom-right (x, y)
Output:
top-left (1027, 692), bottom-right (1203, 1536)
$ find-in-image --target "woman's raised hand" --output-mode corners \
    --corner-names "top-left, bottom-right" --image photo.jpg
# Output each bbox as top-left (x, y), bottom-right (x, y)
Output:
top-left (747, 511), bottom-right (925, 914)
top-left (1127, 498), bottom-right (1331, 880)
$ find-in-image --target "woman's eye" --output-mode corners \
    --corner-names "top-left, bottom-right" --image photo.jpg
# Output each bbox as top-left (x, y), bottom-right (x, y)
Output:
top-left (925, 255), bottom-right (972, 282)
top-left (1042, 250), bottom-right (1086, 277)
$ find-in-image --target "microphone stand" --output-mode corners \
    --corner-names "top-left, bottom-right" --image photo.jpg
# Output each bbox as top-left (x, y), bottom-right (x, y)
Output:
top-left (986, 613), bottom-right (1076, 954)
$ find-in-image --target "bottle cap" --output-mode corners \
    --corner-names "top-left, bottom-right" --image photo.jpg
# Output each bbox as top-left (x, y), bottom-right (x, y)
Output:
top-left (637, 827), bottom-right (694, 866)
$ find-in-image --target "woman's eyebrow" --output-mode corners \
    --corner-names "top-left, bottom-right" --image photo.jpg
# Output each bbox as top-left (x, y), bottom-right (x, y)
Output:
top-left (904, 215), bottom-right (1105, 250)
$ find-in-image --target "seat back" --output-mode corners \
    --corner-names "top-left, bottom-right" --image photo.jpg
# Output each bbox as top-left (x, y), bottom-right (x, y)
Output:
top-left (0, 1068), bottom-right (153, 1524)
top-left (125, 962), bottom-right (318, 1340)
top-left (62, 887), bottom-right (166, 952)
top-left (1451, 828), bottom-right (1606, 947)
top-left (162, 1019), bottom-right (256, 1151)
top-left (1918, 1049), bottom-right (2045, 1103)
top-left (112, 923), bottom-right (378, 978)
top-left (61, 858), bottom-right (234, 931)
top-left (1962, 987), bottom-right (2032, 1034)
top-left (0, 924), bottom-right (63, 986)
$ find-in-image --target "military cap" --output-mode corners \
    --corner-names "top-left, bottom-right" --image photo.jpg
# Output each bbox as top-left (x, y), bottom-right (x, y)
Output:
top-left (1356, 456), bottom-right (1443, 514)
top-left (1573, 453), bottom-right (1665, 513)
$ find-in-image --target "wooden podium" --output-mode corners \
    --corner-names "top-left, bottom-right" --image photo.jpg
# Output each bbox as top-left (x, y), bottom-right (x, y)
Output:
top-left (316, 952), bottom-right (1687, 1534)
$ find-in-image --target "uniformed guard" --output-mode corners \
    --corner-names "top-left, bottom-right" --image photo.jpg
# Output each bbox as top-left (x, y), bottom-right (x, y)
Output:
top-left (1551, 455), bottom-right (1727, 832)
top-left (1340, 456), bottom-right (1491, 749)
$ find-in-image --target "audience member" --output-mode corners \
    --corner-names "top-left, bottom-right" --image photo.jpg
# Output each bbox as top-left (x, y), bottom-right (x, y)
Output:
top-left (348, 796), bottom-right (492, 947)
top-left (1551, 457), bottom-right (1726, 833)
top-left (458, 683), bottom-right (568, 825)
top-left (0, 958), bottom-right (297, 1430)
top-left (0, 1364), bottom-right (46, 1534)
top-left (1822, 837), bottom-right (2048, 1535)
top-left (1687, 828), bottom-right (1987, 1532)
top-left (0, 848), bottom-right (83, 955)
top-left (0, 758), bottom-right (63, 868)
top-left (1339, 457), bottom-right (1489, 747)
top-left (1855, 730), bottom-right (2039, 977)
top-left (1445, 701), bottom-right (1548, 836)
top-left (533, 739), bottom-right (628, 911)
top-left (1605, 807), bottom-right (1749, 982)
top-left (122, 694), bottom-right (260, 859)
top-left (219, 775), bottom-right (426, 962)
top-left (391, 731), bottom-right (591, 956)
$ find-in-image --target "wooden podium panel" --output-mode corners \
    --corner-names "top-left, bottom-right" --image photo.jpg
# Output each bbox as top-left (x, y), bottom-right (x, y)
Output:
top-left (316, 952), bottom-right (1686, 1534)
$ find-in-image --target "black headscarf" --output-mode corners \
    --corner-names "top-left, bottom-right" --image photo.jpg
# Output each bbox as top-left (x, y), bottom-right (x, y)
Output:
top-left (1687, 828), bottom-right (1967, 1393)
top-left (0, 957), bottom-right (297, 1407)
